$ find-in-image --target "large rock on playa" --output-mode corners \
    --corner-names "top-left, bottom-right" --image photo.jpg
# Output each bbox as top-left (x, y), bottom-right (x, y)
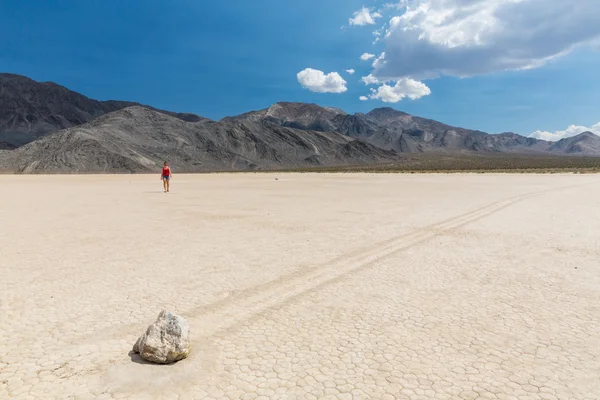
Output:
top-left (133, 310), bottom-right (190, 364)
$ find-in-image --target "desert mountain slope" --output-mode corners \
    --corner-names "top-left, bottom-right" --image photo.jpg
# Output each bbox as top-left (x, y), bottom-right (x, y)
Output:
top-left (360, 108), bottom-right (555, 154)
top-left (0, 106), bottom-right (396, 173)
top-left (222, 103), bottom-right (565, 154)
top-left (2, 73), bottom-right (599, 170)
top-left (358, 109), bottom-right (597, 155)
top-left (0, 73), bottom-right (206, 147)
top-left (221, 102), bottom-right (347, 132)
top-left (548, 132), bottom-right (600, 155)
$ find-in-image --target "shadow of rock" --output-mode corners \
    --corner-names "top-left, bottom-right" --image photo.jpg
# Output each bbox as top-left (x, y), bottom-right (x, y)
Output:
top-left (128, 350), bottom-right (182, 367)
top-left (128, 350), bottom-right (156, 365)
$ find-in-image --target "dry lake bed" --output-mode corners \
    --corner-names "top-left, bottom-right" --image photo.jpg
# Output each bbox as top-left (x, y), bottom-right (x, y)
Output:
top-left (1, 173), bottom-right (599, 400)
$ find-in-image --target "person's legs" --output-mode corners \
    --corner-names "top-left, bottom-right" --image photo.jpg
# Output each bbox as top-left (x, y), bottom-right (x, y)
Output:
top-left (163, 177), bottom-right (167, 192)
top-left (166, 178), bottom-right (170, 192)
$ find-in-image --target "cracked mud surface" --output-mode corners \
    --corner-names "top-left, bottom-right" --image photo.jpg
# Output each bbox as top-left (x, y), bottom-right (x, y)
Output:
top-left (1, 174), bottom-right (599, 399)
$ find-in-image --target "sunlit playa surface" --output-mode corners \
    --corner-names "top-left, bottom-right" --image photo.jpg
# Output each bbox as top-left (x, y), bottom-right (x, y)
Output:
top-left (1, 173), bottom-right (599, 399)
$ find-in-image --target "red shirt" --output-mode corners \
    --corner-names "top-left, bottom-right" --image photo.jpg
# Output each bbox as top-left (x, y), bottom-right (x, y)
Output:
top-left (162, 166), bottom-right (171, 176)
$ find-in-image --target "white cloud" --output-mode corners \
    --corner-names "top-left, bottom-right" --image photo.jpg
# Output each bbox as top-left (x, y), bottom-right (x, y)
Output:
top-left (371, 0), bottom-right (600, 82)
top-left (361, 74), bottom-right (380, 85)
top-left (530, 122), bottom-right (600, 141)
top-left (360, 52), bottom-right (375, 61)
top-left (372, 52), bottom-right (386, 69)
top-left (297, 68), bottom-right (348, 93)
top-left (349, 7), bottom-right (383, 26)
top-left (359, 96), bottom-right (369, 101)
top-left (372, 25), bottom-right (387, 43)
top-left (364, 78), bottom-right (431, 102)
top-left (382, 1), bottom-right (406, 11)
top-left (346, 69), bottom-right (356, 75)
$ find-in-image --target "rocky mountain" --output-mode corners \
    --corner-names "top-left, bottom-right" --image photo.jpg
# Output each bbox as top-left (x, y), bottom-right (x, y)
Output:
top-left (0, 141), bottom-right (16, 150)
top-left (0, 106), bottom-right (396, 173)
top-left (359, 108), bottom-right (558, 154)
top-left (221, 102), bottom-right (347, 132)
top-left (224, 104), bottom-right (562, 154)
top-left (0, 73), bottom-right (206, 147)
top-left (548, 132), bottom-right (600, 155)
top-left (1, 74), bottom-right (598, 173)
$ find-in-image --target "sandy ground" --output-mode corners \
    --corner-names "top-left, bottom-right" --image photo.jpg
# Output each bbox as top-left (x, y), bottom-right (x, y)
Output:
top-left (1, 173), bottom-right (599, 400)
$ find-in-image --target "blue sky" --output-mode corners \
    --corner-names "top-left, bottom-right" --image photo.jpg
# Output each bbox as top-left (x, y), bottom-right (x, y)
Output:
top-left (1, 0), bottom-right (599, 139)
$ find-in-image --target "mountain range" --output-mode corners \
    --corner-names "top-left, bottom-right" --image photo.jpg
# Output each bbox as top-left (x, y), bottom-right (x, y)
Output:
top-left (223, 102), bottom-right (562, 154)
top-left (0, 106), bottom-right (396, 173)
top-left (0, 73), bottom-right (598, 173)
top-left (0, 73), bottom-right (206, 147)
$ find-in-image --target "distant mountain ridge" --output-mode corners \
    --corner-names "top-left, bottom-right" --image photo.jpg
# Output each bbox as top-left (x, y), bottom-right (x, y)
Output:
top-left (0, 74), bottom-right (599, 173)
top-left (0, 106), bottom-right (396, 173)
top-left (223, 104), bottom-right (573, 155)
top-left (0, 73), bottom-right (206, 146)
top-left (549, 131), bottom-right (600, 154)
top-left (222, 102), bottom-right (348, 132)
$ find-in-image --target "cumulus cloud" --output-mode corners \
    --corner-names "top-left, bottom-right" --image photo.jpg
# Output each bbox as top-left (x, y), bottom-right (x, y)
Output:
top-left (371, 0), bottom-right (600, 82)
top-left (364, 78), bottom-right (431, 102)
top-left (297, 68), bottom-right (347, 93)
top-left (349, 7), bottom-right (382, 26)
top-left (530, 122), bottom-right (600, 141)
top-left (361, 74), bottom-right (380, 85)
top-left (346, 69), bottom-right (356, 75)
top-left (360, 52), bottom-right (375, 61)
top-left (359, 96), bottom-right (369, 101)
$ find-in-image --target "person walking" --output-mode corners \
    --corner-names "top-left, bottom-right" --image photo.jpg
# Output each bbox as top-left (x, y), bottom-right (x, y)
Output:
top-left (161, 161), bottom-right (172, 193)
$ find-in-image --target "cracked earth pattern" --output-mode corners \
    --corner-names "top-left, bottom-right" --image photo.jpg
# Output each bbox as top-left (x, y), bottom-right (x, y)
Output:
top-left (1, 174), bottom-right (599, 399)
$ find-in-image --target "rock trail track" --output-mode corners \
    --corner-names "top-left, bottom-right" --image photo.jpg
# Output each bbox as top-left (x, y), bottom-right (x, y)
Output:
top-left (186, 185), bottom-right (572, 335)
